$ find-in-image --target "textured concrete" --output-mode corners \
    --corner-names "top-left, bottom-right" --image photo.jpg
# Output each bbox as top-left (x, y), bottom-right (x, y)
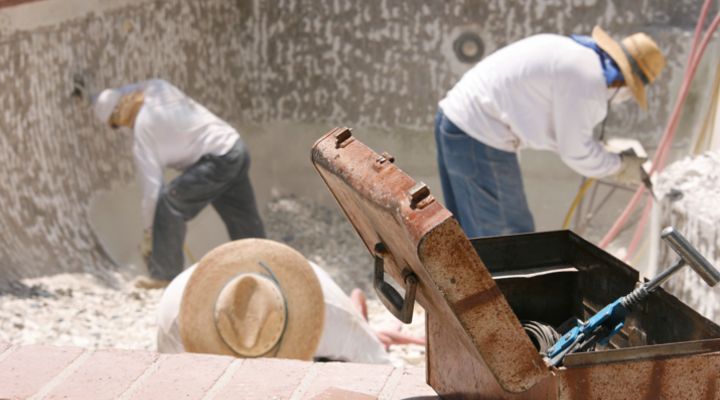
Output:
top-left (0, 0), bottom-right (716, 281)
top-left (0, 343), bottom-right (436, 400)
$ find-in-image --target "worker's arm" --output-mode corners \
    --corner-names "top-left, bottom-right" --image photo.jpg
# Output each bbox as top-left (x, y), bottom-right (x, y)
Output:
top-left (553, 61), bottom-right (622, 178)
top-left (554, 98), bottom-right (621, 178)
top-left (133, 135), bottom-right (164, 232)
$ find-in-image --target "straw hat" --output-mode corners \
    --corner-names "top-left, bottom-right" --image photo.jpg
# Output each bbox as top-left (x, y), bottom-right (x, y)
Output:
top-left (592, 26), bottom-right (665, 111)
top-left (179, 239), bottom-right (325, 360)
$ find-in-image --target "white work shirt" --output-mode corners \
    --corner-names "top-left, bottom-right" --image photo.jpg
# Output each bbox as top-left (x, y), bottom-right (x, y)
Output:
top-left (115, 79), bottom-right (240, 230)
top-left (439, 34), bottom-right (622, 178)
top-left (156, 262), bottom-right (391, 365)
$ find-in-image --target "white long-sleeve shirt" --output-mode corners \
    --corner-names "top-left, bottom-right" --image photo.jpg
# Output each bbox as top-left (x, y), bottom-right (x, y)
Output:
top-left (116, 79), bottom-right (240, 230)
top-left (156, 262), bottom-right (391, 365)
top-left (439, 34), bottom-right (622, 178)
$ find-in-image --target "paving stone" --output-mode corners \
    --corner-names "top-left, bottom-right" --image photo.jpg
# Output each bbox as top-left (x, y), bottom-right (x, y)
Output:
top-left (44, 348), bottom-right (158, 400)
top-left (301, 362), bottom-right (395, 400)
top-left (215, 358), bottom-right (313, 400)
top-left (129, 352), bottom-right (234, 400)
top-left (392, 367), bottom-right (438, 399)
top-left (309, 387), bottom-right (377, 399)
top-left (0, 344), bottom-right (84, 400)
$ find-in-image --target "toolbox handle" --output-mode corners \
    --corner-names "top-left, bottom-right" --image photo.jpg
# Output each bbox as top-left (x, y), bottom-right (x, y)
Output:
top-left (373, 243), bottom-right (418, 323)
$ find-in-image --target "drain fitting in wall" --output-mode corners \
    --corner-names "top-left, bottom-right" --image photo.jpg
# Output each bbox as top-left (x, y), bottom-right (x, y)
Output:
top-left (453, 32), bottom-right (484, 63)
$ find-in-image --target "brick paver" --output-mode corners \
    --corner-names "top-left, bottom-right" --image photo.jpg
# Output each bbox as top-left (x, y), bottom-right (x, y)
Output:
top-left (215, 358), bottom-right (314, 400)
top-left (44, 348), bottom-right (159, 400)
top-left (128, 352), bottom-right (234, 400)
top-left (392, 367), bottom-right (439, 399)
top-left (309, 387), bottom-right (378, 399)
top-left (301, 362), bottom-right (395, 399)
top-left (0, 344), bottom-right (436, 399)
top-left (0, 344), bottom-right (85, 400)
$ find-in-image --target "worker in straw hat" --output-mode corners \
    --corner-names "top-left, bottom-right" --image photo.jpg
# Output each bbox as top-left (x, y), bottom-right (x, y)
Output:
top-left (87, 79), bottom-right (266, 289)
top-left (156, 239), bottom-right (423, 363)
top-left (435, 27), bottom-right (665, 238)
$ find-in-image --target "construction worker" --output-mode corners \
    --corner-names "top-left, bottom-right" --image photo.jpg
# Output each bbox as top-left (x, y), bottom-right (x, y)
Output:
top-left (157, 239), bottom-right (423, 363)
top-left (436, 26), bottom-right (664, 238)
top-left (91, 79), bottom-right (266, 289)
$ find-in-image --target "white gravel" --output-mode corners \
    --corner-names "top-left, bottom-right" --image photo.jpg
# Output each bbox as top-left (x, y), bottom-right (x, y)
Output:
top-left (0, 196), bottom-right (426, 367)
top-left (0, 273), bottom-right (425, 367)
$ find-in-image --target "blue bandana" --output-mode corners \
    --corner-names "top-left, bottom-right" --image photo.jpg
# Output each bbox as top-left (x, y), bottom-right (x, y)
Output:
top-left (571, 34), bottom-right (624, 85)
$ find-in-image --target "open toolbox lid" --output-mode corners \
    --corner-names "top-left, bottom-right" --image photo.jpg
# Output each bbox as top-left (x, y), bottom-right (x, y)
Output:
top-left (311, 128), bottom-right (549, 393)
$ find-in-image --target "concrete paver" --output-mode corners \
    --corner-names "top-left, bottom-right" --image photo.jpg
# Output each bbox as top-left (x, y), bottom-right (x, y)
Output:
top-left (215, 358), bottom-right (314, 400)
top-left (301, 362), bottom-right (395, 400)
top-left (44, 348), bottom-right (159, 400)
top-left (0, 344), bottom-right (84, 400)
top-left (0, 344), bottom-right (436, 399)
top-left (129, 352), bottom-right (234, 400)
top-left (392, 367), bottom-right (439, 399)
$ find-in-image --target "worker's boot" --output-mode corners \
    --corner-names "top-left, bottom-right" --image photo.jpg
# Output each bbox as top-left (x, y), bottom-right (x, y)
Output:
top-left (133, 275), bottom-right (169, 289)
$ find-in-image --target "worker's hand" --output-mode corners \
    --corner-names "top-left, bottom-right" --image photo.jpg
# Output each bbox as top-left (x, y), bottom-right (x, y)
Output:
top-left (140, 231), bottom-right (152, 267)
top-left (612, 152), bottom-right (648, 186)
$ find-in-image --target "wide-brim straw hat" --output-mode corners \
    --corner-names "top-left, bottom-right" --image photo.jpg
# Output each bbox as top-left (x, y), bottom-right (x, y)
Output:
top-left (179, 239), bottom-right (325, 360)
top-left (592, 26), bottom-right (665, 111)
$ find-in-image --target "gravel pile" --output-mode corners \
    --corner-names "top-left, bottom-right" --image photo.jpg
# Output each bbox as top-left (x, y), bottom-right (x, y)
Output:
top-left (264, 196), bottom-right (376, 296)
top-left (0, 196), bottom-right (426, 367)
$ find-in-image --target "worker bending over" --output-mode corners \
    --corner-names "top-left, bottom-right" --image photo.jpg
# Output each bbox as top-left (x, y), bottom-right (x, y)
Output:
top-left (157, 239), bottom-right (423, 363)
top-left (92, 79), bottom-right (266, 288)
top-left (436, 26), bottom-right (664, 237)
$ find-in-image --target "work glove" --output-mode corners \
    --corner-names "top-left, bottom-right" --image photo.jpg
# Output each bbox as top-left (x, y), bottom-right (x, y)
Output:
top-left (140, 231), bottom-right (152, 267)
top-left (612, 152), bottom-right (648, 186)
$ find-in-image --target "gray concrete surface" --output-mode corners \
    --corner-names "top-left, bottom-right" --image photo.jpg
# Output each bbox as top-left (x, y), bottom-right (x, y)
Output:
top-left (0, 0), bottom-right (717, 282)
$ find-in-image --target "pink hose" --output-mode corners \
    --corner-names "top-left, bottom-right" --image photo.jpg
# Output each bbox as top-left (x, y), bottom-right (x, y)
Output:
top-left (624, 196), bottom-right (653, 262)
top-left (600, 2), bottom-right (720, 250)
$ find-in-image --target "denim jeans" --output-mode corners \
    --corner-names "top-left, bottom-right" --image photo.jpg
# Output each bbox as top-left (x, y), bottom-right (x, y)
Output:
top-left (149, 138), bottom-right (266, 281)
top-left (434, 109), bottom-right (535, 238)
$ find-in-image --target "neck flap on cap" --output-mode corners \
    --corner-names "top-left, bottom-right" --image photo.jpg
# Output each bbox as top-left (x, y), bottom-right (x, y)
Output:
top-left (571, 34), bottom-right (624, 86)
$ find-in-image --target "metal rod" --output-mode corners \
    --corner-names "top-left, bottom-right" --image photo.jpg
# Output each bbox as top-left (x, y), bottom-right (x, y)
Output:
top-left (647, 259), bottom-right (687, 292)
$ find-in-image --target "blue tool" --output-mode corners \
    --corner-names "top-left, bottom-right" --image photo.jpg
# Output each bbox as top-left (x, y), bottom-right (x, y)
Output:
top-left (546, 227), bottom-right (720, 367)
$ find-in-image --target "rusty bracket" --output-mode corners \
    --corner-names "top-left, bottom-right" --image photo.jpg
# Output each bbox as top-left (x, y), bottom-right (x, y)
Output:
top-left (333, 127), bottom-right (355, 148)
top-left (373, 242), bottom-right (418, 324)
top-left (408, 182), bottom-right (435, 209)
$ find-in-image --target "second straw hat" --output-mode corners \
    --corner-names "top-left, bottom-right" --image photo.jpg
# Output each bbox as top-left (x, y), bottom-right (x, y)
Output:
top-left (593, 26), bottom-right (665, 111)
top-left (179, 239), bottom-right (325, 360)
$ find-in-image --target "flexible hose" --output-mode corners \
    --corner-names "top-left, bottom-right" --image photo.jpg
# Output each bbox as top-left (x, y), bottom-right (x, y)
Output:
top-left (599, 3), bottom-right (720, 249)
top-left (624, 196), bottom-right (653, 262)
top-left (562, 179), bottom-right (595, 229)
top-left (183, 244), bottom-right (196, 264)
top-left (692, 56), bottom-right (720, 155)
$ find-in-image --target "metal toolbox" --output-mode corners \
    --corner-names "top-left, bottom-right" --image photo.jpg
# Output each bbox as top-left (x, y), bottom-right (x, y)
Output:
top-left (311, 128), bottom-right (720, 399)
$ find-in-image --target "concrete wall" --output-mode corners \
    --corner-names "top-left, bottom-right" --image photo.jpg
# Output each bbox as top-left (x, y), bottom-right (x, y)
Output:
top-left (0, 0), bottom-right (716, 281)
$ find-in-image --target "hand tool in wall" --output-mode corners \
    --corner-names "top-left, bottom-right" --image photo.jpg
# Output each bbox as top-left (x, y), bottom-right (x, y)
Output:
top-left (545, 226), bottom-right (720, 367)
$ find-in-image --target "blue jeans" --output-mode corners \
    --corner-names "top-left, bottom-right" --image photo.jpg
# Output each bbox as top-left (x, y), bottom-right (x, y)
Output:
top-left (435, 109), bottom-right (535, 238)
top-left (149, 138), bottom-right (266, 281)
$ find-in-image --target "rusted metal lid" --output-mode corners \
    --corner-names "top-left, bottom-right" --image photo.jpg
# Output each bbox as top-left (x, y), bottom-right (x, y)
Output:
top-left (312, 128), bottom-right (549, 393)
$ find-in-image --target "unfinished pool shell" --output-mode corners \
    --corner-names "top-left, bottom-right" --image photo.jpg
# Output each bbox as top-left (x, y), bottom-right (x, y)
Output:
top-left (0, 0), bottom-right (719, 284)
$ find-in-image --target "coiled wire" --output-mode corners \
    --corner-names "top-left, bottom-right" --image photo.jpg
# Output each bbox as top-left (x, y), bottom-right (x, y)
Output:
top-left (521, 320), bottom-right (562, 357)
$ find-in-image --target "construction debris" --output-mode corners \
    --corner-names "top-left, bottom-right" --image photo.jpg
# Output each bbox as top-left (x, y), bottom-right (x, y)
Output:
top-left (0, 196), bottom-right (425, 367)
